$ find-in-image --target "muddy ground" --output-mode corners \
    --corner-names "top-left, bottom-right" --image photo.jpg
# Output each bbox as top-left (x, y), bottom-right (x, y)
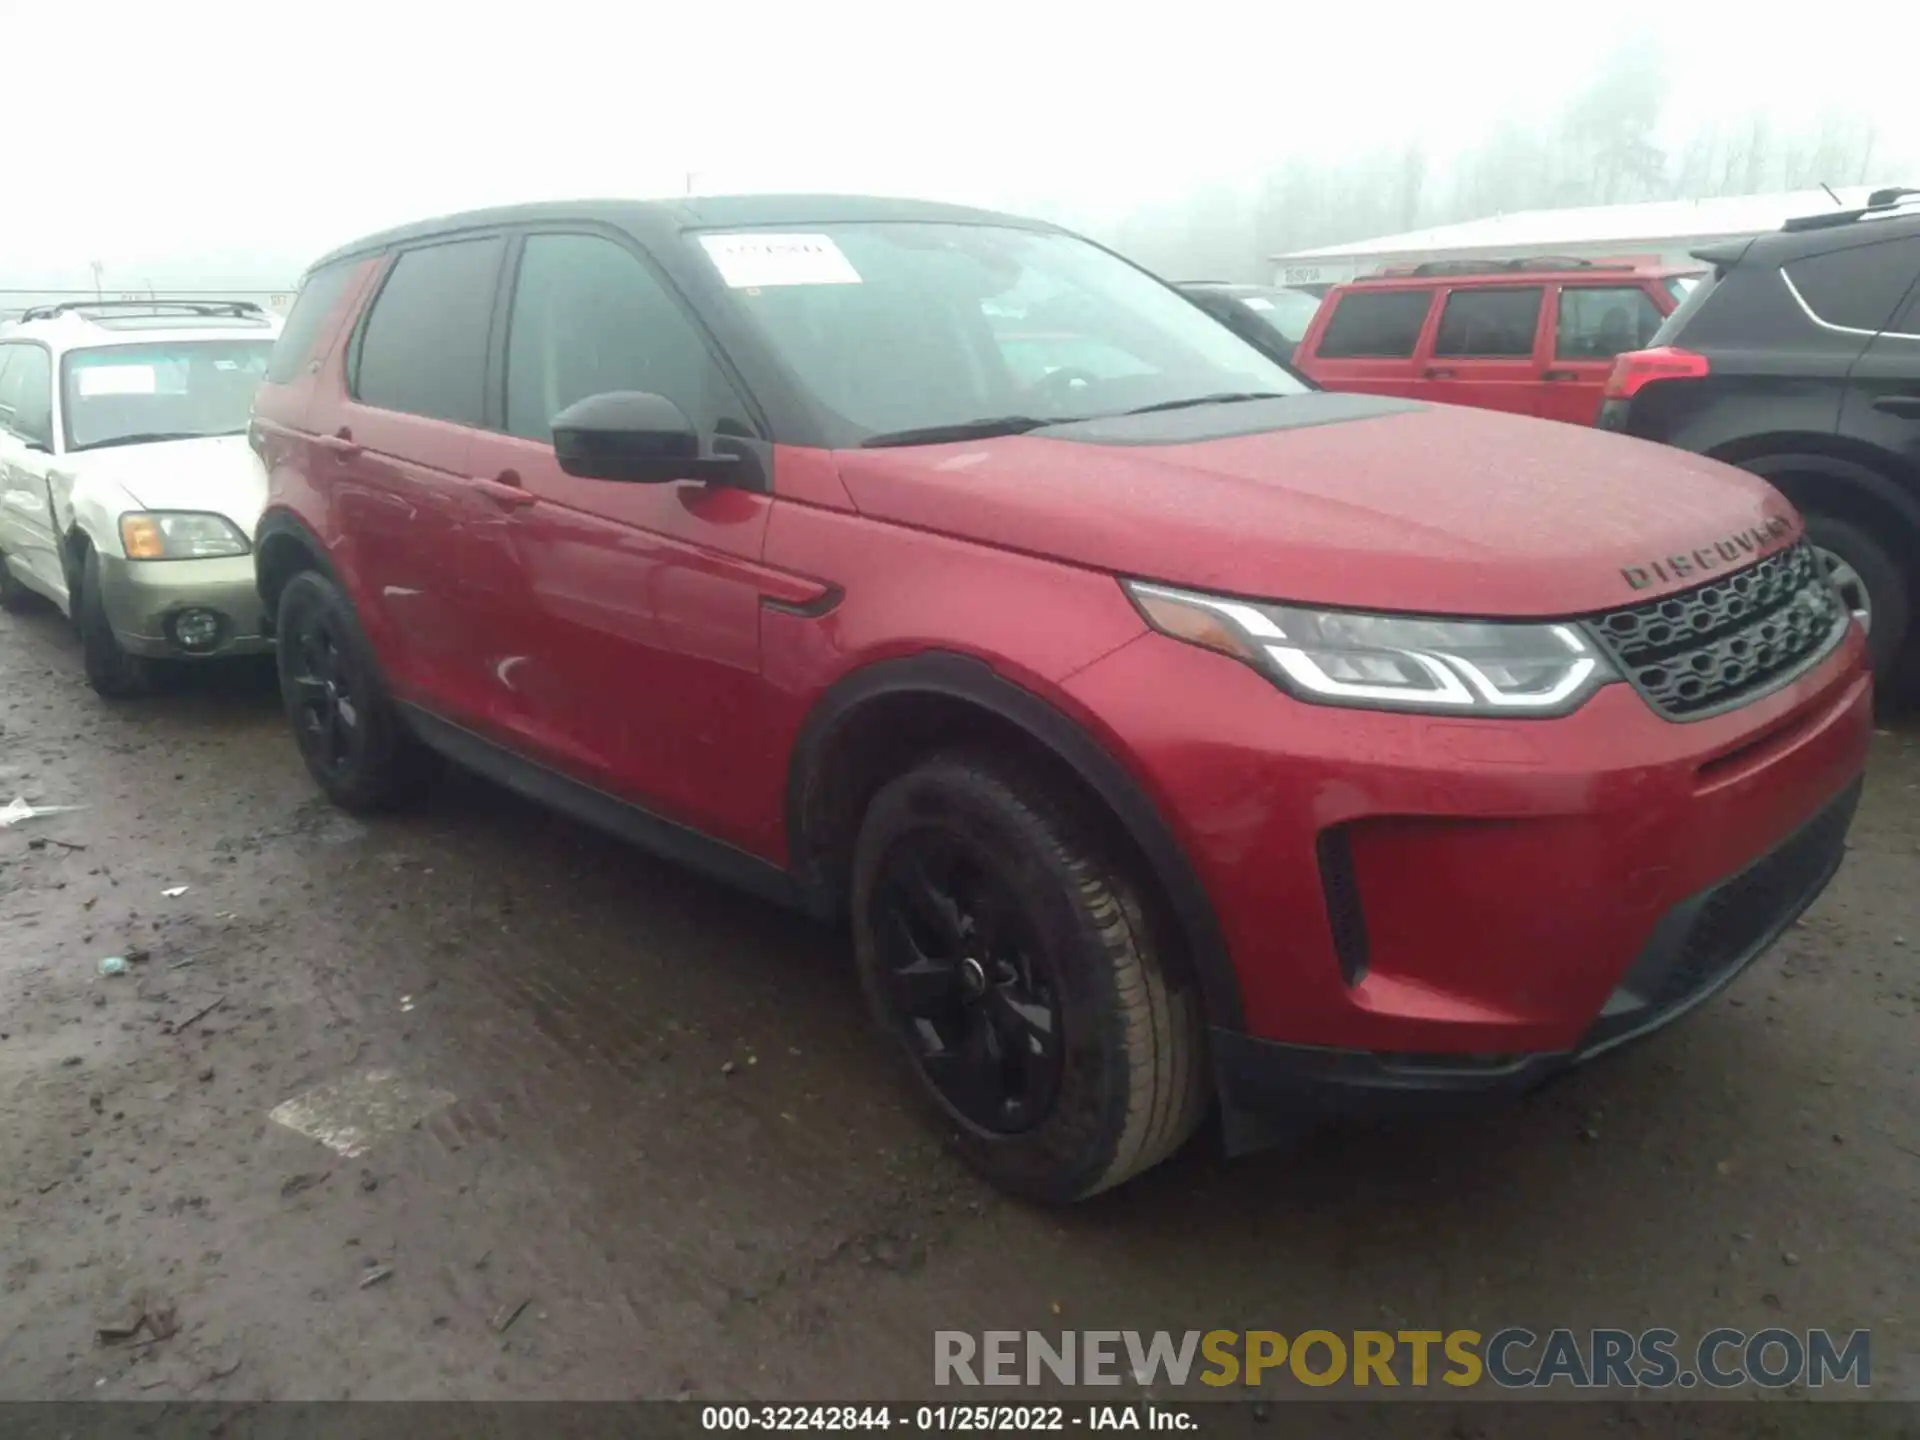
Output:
top-left (0, 598), bottom-right (1913, 1407)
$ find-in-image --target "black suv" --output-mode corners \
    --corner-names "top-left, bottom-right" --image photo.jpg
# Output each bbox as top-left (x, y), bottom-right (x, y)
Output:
top-left (1598, 188), bottom-right (1920, 688)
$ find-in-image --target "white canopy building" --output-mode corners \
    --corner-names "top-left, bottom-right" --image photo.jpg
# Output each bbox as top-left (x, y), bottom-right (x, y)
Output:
top-left (1273, 187), bottom-right (1900, 290)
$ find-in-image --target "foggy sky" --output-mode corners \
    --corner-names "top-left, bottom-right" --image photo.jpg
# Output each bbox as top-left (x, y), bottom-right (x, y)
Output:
top-left (5, 0), bottom-right (1917, 288)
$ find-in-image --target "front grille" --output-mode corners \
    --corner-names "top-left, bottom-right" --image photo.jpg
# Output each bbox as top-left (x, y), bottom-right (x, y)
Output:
top-left (1587, 542), bottom-right (1847, 719)
top-left (1646, 779), bottom-right (1858, 1009)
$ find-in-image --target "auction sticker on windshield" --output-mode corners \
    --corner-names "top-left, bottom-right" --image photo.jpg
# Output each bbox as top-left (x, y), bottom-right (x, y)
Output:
top-left (699, 233), bottom-right (862, 289)
top-left (75, 365), bottom-right (158, 396)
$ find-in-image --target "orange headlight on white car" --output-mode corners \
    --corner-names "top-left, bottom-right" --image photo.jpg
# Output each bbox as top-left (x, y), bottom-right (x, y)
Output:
top-left (119, 512), bottom-right (250, 561)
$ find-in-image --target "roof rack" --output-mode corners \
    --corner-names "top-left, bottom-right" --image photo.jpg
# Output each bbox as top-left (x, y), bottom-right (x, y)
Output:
top-left (15, 298), bottom-right (268, 323)
top-left (1781, 186), bottom-right (1920, 232)
top-left (1366, 256), bottom-right (1636, 279)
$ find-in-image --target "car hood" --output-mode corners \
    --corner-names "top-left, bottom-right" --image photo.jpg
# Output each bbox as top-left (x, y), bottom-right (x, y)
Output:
top-left (68, 436), bottom-right (267, 535)
top-left (830, 395), bottom-right (1800, 617)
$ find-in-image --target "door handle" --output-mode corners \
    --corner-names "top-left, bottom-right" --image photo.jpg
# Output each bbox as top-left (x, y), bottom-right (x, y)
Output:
top-left (473, 471), bottom-right (536, 509)
top-left (314, 427), bottom-right (361, 461)
top-left (1871, 395), bottom-right (1920, 418)
top-left (1424, 367), bottom-right (1456, 379)
top-left (1544, 369), bottom-right (1579, 381)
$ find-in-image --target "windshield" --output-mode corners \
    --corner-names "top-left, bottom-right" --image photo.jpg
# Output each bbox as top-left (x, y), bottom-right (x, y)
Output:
top-left (1231, 288), bottom-right (1323, 343)
top-left (694, 223), bottom-right (1306, 444)
top-left (61, 340), bottom-right (273, 452)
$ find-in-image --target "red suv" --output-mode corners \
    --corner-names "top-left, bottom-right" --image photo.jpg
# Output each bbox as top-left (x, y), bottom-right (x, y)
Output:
top-left (250, 198), bottom-right (1870, 1202)
top-left (1293, 258), bottom-right (1698, 425)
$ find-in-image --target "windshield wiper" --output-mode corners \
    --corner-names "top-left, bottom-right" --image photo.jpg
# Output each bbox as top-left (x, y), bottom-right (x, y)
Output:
top-left (859, 415), bottom-right (1063, 448)
top-left (1119, 391), bottom-right (1294, 417)
top-left (74, 431), bottom-right (217, 452)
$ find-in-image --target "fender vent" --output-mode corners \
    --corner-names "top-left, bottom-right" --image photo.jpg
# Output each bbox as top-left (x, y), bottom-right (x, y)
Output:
top-left (1316, 827), bottom-right (1370, 986)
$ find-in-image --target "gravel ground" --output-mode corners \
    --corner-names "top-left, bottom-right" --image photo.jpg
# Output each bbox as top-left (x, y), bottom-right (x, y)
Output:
top-left (0, 597), bottom-right (1913, 1408)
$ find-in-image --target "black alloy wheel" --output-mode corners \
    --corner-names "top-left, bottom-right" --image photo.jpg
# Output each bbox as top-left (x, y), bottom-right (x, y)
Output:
top-left (287, 605), bottom-right (365, 784)
top-left (872, 832), bottom-right (1064, 1134)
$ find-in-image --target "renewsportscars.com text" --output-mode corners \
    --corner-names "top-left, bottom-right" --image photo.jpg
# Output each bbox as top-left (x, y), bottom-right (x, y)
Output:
top-left (934, 1327), bottom-right (1871, 1390)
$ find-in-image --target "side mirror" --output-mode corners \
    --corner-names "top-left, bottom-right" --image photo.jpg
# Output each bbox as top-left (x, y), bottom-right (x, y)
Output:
top-left (551, 392), bottom-right (742, 485)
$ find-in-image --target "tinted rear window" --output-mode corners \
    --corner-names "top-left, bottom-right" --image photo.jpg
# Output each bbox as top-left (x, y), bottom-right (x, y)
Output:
top-left (1650, 271), bottom-right (1717, 346)
top-left (1315, 290), bottom-right (1432, 358)
top-left (1433, 287), bottom-right (1542, 358)
top-left (352, 238), bottom-right (504, 427)
top-left (1785, 236), bottom-right (1920, 332)
top-left (266, 261), bottom-right (356, 385)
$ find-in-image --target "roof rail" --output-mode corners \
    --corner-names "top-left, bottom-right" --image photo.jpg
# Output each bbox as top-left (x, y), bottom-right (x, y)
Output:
top-left (14, 298), bottom-right (268, 323)
top-left (1782, 186), bottom-right (1920, 233)
top-left (1364, 256), bottom-right (1635, 280)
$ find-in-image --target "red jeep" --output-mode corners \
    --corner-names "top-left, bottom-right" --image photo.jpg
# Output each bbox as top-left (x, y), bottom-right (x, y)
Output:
top-left (249, 198), bottom-right (1868, 1202)
top-left (1293, 259), bottom-right (1699, 425)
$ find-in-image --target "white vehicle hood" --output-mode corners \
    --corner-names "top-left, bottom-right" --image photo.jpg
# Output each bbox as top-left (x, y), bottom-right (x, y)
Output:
top-left (69, 436), bottom-right (267, 535)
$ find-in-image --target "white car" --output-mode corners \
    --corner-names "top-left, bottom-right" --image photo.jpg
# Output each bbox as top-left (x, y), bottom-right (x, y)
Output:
top-left (0, 300), bottom-right (282, 696)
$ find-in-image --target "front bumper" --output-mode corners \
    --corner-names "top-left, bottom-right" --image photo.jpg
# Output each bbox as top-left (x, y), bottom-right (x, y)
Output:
top-left (1061, 616), bottom-right (1872, 1066)
top-left (93, 552), bottom-right (271, 660)
top-left (1210, 773), bottom-right (1860, 1120)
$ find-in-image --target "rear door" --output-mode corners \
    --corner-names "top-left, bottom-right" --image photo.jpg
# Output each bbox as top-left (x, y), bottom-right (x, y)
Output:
top-left (1295, 286), bottom-right (1434, 397)
top-left (1840, 269), bottom-right (1920, 484)
top-left (329, 235), bottom-right (506, 721)
top-left (1422, 284), bottom-right (1549, 416)
top-left (1541, 282), bottom-right (1668, 425)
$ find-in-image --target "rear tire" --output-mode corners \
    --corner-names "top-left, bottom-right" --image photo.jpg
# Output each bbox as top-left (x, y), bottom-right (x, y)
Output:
top-left (275, 570), bottom-right (433, 813)
top-left (1802, 512), bottom-right (1907, 685)
top-left (851, 751), bottom-right (1207, 1203)
top-left (77, 548), bottom-right (156, 698)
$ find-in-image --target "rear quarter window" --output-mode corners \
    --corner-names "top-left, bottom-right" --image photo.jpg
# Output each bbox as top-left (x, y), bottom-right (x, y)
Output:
top-left (1650, 271), bottom-right (1717, 346)
top-left (1784, 235), bottom-right (1920, 332)
top-left (265, 260), bottom-right (358, 385)
top-left (1314, 290), bottom-right (1433, 358)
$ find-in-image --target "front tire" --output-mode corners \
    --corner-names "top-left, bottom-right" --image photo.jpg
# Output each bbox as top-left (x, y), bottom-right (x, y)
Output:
top-left (275, 570), bottom-right (431, 812)
top-left (77, 549), bottom-right (156, 698)
top-left (0, 549), bottom-right (31, 613)
top-left (851, 751), bottom-right (1207, 1203)
top-left (1802, 512), bottom-right (1907, 685)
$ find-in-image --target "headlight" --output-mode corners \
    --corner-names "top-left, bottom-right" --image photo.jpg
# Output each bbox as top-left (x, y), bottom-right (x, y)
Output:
top-left (1125, 581), bottom-right (1616, 716)
top-left (119, 512), bottom-right (250, 561)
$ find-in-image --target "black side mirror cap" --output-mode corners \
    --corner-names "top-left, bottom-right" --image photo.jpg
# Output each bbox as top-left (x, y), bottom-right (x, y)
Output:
top-left (551, 391), bottom-right (742, 485)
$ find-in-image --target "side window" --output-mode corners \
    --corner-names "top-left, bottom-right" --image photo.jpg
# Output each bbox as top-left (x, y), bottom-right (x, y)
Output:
top-left (1555, 286), bottom-right (1665, 360)
top-left (1786, 237), bottom-right (1920, 333)
top-left (0, 347), bottom-right (20, 431)
top-left (353, 237), bottom-right (504, 426)
top-left (1433, 287), bottom-right (1543, 358)
top-left (266, 260), bottom-right (358, 385)
top-left (1314, 291), bottom-right (1433, 359)
top-left (0, 346), bottom-right (54, 448)
top-left (504, 232), bottom-right (749, 443)
top-left (1894, 286), bottom-right (1920, 337)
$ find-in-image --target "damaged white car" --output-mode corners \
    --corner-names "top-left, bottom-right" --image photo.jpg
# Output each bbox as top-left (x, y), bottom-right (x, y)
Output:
top-left (0, 300), bottom-right (280, 696)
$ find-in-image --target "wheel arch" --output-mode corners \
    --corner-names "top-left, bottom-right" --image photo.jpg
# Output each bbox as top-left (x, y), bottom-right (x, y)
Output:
top-left (786, 651), bottom-right (1245, 1032)
top-left (1710, 435), bottom-right (1920, 558)
top-left (254, 509), bottom-right (340, 635)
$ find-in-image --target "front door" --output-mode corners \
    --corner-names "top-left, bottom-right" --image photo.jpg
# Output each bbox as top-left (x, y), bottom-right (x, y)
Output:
top-left (478, 228), bottom-right (781, 851)
top-left (1421, 284), bottom-right (1549, 417)
top-left (1540, 283), bottom-right (1669, 426)
top-left (0, 342), bottom-right (65, 603)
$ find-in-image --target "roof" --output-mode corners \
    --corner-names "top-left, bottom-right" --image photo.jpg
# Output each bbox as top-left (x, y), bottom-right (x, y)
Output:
top-left (1, 300), bottom-right (280, 350)
top-left (1276, 187), bottom-right (1899, 264)
top-left (308, 193), bottom-right (1053, 274)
